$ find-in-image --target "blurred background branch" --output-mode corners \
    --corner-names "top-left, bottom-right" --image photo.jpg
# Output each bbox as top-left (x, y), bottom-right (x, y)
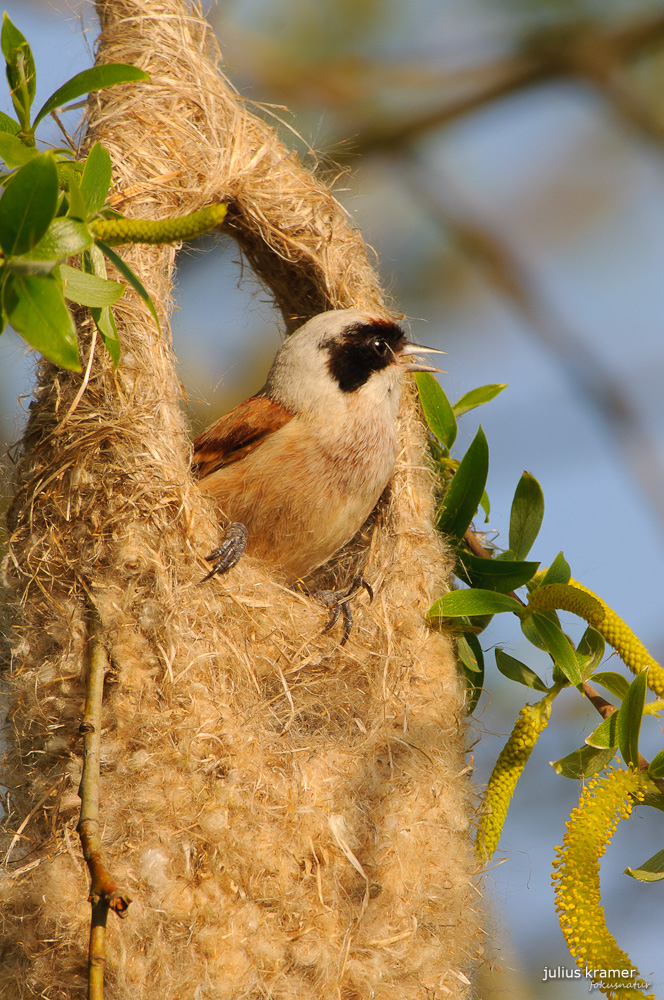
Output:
top-left (340, 11), bottom-right (664, 155)
top-left (401, 155), bottom-right (664, 528)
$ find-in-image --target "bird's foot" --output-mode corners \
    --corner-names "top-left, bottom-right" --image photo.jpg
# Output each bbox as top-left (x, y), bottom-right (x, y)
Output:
top-left (314, 576), bottom-right (374, 647)
top-left (200, 522), bottom-right (248, 582)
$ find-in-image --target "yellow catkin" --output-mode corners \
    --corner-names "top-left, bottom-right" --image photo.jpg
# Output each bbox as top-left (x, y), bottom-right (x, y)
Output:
top-left (91, 203), bottom-right (228, 245)
top-left (476, 697), bottom-right (552, 860)
top-left (527, 582), bottom-right (664, 697)
top-left (551, 766), bottom-right (652, 1000)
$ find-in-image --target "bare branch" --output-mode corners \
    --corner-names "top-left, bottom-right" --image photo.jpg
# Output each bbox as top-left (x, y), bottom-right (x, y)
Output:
top-left (78, 609), bottom-right (131, 999)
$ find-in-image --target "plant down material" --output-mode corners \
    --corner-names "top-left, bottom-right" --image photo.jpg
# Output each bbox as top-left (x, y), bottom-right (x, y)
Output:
top-left (0, 1), bottom-right (478, 997)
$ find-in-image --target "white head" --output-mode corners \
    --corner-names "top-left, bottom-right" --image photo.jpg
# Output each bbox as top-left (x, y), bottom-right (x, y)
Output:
top-left (265, 309), bottom-right (440, 420)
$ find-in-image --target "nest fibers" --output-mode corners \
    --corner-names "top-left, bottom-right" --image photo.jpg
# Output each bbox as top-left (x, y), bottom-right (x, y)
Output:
top-left (0, 1), bottom-right (479, 996)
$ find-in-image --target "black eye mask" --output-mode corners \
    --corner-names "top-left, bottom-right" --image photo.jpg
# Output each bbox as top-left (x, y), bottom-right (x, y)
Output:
top-left (326, 321), bottom-right (406, 393)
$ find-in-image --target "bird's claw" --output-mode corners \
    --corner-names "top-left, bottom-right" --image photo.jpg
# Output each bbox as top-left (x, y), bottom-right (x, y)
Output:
top-left (200, 522), bottom-right (248, 582)
top-left (315, 576), bottom-right (373, 646)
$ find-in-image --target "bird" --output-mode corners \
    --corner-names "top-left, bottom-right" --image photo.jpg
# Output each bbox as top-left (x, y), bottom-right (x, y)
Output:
top-left (192, 308), bottom-right (443, 633)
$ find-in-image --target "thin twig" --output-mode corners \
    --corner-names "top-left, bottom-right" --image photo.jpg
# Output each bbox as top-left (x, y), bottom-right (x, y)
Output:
top-left (462, 528), bottom-right (491, 560)
top-left (462, 528), bottom-right (527, 606)
top-left (3, 778), bottom-right (64, 865)
top-left (583, 680), bottom-right (664, 795)
top-left (78, 608), bottom-right (131, 1000)
top-left (88, 899), bottom-right (111, 1000)
top-left (582, 680), bottom-right (617, 721)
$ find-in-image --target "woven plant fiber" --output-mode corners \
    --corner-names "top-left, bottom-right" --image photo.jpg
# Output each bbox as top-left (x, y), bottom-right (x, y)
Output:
top-left (0, 1), bottom-right (479, 996)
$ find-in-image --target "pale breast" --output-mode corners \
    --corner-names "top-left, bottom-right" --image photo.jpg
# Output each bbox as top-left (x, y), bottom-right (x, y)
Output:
top-left (200, 412), bottom-right (398, 580)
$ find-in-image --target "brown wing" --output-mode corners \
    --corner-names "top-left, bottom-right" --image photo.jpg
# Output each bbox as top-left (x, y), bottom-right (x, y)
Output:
top-left (192, 393), bottom-right (293, 480)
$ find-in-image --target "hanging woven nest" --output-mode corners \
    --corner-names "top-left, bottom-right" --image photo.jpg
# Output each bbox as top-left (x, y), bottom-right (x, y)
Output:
top-left (0, 1), bottom-right (479, 997)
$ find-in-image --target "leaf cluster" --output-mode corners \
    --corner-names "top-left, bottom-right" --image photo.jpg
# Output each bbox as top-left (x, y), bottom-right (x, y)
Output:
top-left (416, 370), bottom-right (664, 878)
top-left (0, 14), bottom-right (151, 368)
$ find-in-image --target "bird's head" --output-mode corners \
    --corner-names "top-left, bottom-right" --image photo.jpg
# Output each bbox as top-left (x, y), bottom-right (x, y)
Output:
top-left (265, 309), bottom-right (444, 419)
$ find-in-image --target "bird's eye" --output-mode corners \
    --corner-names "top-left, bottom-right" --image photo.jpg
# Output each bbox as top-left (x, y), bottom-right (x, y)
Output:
top-left (372, 338), bottom-right (389, 356)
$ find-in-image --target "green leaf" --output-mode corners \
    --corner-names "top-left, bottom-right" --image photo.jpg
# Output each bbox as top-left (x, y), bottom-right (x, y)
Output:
top-left (33, 64), bottom-right (150, 129)
top-left (429, 588), bottom-right (523, 618)
top-left (479, 488), bottom-right (490, 521)
top-left (647, 749), bottom-right (664, 779)
top-left (550, 744), bottom-right (616, 779)
top-left (458, 636), bottom-right (482, 672)
top-left (3, 272), bottom-right (80, 370)
top-left (83, 241), bottom-right (108, 277)
top-left (540, 552), bottom-right (571, 586)
top-left (58, 263), bottom-right (124, 307)
top-left (80, 142), bottom-right (112, 216)
top-left (576, 627), bottom-right (606, 676)
top-left (1, 14), bottom-right (36, 132)
top-left (96, 239), bottom-right (160, 332)
top-left (527, 612), bottom-right (582, 686)
top-left (0, 128), bottom-right (35, 166)
top-left (28, 218), bottom-right (94, 260)
top-left (617, 670), bottom-right (647, 767)
top-left (456, 552), bottom-right (539, 593)
top-left (436, 425), bottom-right (488, 539)
top-left (0, 152), bottom-right (58, 256)
top-left (1, 14), bottom-right (29, 60)
top-left (63, 165), bottom-right (87, 222)
top-left (508, 471), bottom-right (544, 561)
top-left (6, 256), bottom-right (58, 276)
top-left (520, 608), bottom-right (559, 651)
top-left (414, 371), bottom-right (456, 450)
top-left (495, 649), bottom-right (548, 692)
top-left (586, 713), bottom-right (619, 749)
top-left (91, 304), bottom-right (120, 367)
top-left (55, 157), bottom-right (82, 191)
top-left (591, 671), bottom-right (629, 701)
top-left (457, 633), bottom-right (484, 714)
top-left (625, 849), bottom-right (664, 882)
top-left (0, 110), bottom-right (19, 134)
top-left (452, 383), bottom-right (507, 418)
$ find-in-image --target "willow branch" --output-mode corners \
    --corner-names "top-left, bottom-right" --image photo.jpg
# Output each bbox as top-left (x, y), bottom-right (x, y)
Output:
top-left (461, 528), bottom-right (526, 606)
top-left (582, 680), bottom-right (664, 795)
top-left (78, 610), bottom-right (131, 1000)
top-left (582, 680), bottom-right (617, 721)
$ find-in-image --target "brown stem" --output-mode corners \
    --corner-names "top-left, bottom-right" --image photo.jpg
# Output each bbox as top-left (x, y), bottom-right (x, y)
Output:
top-left (582, 680), bottom-right (617, 721)
top-left (582, 681), bottom-right (664, 795)
top-left (88, 899), bottom-right (110, 1000)
top-left (78, 610), bottom-right (131, 999)
top-left (462, 528), bottom-right (491, 560)
top-left (462, 528), bottom-right (527, 606)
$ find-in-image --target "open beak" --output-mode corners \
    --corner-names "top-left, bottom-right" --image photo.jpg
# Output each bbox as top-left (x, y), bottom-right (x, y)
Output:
top-left (398, 341), bottom-right (447, 374)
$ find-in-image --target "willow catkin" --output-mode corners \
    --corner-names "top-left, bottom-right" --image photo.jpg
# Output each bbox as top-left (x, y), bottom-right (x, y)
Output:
top-left (476, 696), bottom-right (552, 860)
top-left (528, 582), bottom-right (664, 696)
top-left (90, 203), bottom-right (228, 245)
top-left (552, 765), bottom-right (652, 1000)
